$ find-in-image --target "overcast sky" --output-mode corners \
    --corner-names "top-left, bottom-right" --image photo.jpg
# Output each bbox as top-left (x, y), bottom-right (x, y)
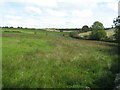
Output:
top-left (0, 0), bottom-right (118, 28)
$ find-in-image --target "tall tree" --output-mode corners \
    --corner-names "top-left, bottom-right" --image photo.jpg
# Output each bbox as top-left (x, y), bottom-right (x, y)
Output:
top-left (81, 25), bottom-right (89, 32)
top-left (91, 21), bottom-right (104, 31)
top-left (90, 21), bottom-right (107, 40)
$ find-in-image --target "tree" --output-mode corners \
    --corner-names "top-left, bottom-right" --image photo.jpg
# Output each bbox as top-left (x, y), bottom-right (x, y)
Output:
top-left (4, 26), bottom-right (9, 28)
top-left (89, 21), bottom-right (107, 40)
top-left (91, 21), bottom-right (104, 30)
top-left (10, 26), bottom-right (13, 28)
top-left (81, 25), bottom-right (89, 32)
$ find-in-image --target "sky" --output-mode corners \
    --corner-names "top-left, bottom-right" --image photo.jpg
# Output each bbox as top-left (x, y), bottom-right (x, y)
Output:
top-left (0, 0), bottom-right (119, 28)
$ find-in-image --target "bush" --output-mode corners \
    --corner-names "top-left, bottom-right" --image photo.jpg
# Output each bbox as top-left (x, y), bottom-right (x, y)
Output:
top-left (114, 26), bottom-right (120, 43)
top-left (69, 32), bottom-right (77, 37)
top-left (89, 30), bottom-right (107, 40)
top-left (83, 35), bottom-right (90, 39)
top-left (89, 21), bottom-right (107, 40)
top-left (104, 36), bottom-right (114, 42)
top-left (69, 32), bottom-right (82, 39)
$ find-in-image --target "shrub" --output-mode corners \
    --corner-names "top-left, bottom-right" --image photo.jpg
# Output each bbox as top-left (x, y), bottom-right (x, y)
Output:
top-left (114, 26), bottom-right (120, 43)
top-left (89, 21), bottom-right (107, 40)
top-left (69, 32), bottom-right (81, 39)
top-left (89, 30), bottom-right (107, 40)
top-left (83, 35), bottom-right (90, 39)
top-left (104, 36), bottom-right (114, 42)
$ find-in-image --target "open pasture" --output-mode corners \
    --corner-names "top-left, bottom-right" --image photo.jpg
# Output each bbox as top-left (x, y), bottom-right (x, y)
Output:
top-left (2, 28), bottom-right (119, 88)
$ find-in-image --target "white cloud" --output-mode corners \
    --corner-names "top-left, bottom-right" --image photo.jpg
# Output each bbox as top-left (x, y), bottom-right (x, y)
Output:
top-left (1, 0), bottom-right (118, 28)
top-left (107, 2), bottom-right (118, 12)
top-left (0, 0), bottom-right (5, 5)
top-left (58, 0), bottom-right (115, 3)
top-left (46, 9), bottom-right (67, 17)
top-left (3, 0), bottom-right (58, 7)
top-left (25, 6), bottom-right (42, 14)
top-left (58, 0), bottom-right (116, 8)
top-left (4, 20), bottom-right (21, 27)
top-left (5, 15), bottom-right (22, 19)
top-left (24, 0), bottom-right (57, 7)
top-left (72, 9), bottom-right (92, 17)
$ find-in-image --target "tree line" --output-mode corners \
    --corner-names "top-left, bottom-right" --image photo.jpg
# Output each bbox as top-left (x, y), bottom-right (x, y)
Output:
top-left (1, 21), bottom-right (119, 42)
top-left (70, 21), bottom-right (119, 42)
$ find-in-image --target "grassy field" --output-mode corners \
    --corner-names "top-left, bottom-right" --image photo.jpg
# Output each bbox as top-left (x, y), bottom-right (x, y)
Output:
top-left (2, 28), bottom-right (68, 37)
top-left (2, 28), bottom-right (119, 88)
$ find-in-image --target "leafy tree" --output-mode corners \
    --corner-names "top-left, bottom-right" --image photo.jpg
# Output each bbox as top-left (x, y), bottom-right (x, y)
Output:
top-left (89, 21), bottom-right (107, 40)
top-left (4, 26), bottom-right (9, 28)
top-left (91, 21), bottom-right (104, 30)
top-left (10, 26), bottom-right (13, 28)
top-left (81, 25), bottom-right (89, 32)
top-left (89, 27), bottom-right (92, 31)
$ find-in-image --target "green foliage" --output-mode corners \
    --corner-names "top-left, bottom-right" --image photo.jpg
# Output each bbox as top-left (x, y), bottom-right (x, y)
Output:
top-left (81, 25), bottom-right (90, 32)
top-left (104, 36), bottom-right (114, 42)
top-left (114, 26), bottom-right (120, 43)
top-left (56, 28), bottom-right (81, 31)
top-left (69, 32), bottom-right (81, 39)
top-left (89, 27), bottom-right (92, 31)
top-left (90, 30), bottom-right (107, 40)
top-left (89, 21), bottom-right (107, 40)
top-left (91, 21), bottom-right (104, 31)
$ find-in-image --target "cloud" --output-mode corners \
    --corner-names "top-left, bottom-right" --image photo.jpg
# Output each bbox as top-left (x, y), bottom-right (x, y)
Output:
top-left (107, 2), bottom-right (118, 12)
top-left (5, 15), bottom-right (22, 19)
top-left (23, 0), bottom-right (57, 7)
top-left (25, 6), bottom-right (42, 14)
top-left (1, 0), bottom-right (118, 28)
top-left (58, 0), bottom-right (116, 3)
top-left (46, 9), bottom-right (67, 17)
top-left (1, 0), bottom-right (58, 7)
top-left (72, 9), bottom-right (92, 17)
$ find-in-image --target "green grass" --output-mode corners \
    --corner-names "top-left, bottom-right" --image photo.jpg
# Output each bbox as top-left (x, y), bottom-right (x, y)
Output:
top-left (2, 28), bottom-right (119, 88)
top-left (2, 28), bottom-right (68, 37)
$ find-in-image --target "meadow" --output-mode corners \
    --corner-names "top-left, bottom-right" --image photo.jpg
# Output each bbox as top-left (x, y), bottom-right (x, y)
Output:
top-left (2, 28), bottom-right (119, 88)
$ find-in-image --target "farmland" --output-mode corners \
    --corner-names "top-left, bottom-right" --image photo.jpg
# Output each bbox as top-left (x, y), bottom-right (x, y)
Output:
top-left (1, 28), bottom-right (119, 88)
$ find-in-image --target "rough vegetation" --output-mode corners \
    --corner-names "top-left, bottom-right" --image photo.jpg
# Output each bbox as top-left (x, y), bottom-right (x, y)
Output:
top-left (114, 73), bottom-right (120, 90)
top-left (2, 28), bottom-right (119, 88)
top-left (114, 26), bottom-right (120, 43)
top-left (70, 21), bottom-right (116, 42)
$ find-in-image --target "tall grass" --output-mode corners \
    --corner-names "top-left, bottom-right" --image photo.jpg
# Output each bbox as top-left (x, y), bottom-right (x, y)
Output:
top-left (2, 29), bottom-right (118, 88)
